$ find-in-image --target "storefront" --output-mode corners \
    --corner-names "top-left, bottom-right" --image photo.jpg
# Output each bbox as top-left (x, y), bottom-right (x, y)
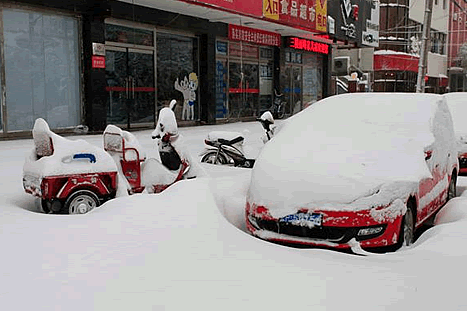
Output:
top-left (280, 37), bottom-right (330, 115)
top-left (84, 0), bottom-right (227, 131)
top-left (0, 0), bottom-right (332, 137)
top-left (0, 4), bottom-right (81, 133)
top-left (215, 24), bottom-right (280, 119)
top-left (104, 20), bottom-right (200, 128)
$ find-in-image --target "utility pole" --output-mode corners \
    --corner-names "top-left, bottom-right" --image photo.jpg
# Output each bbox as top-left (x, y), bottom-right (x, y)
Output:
top-left (416, 0), bottom-right (434, 93)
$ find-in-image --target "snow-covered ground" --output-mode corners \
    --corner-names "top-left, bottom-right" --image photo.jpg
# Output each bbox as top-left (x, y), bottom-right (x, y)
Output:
top-left (2, 118), bottom-right (467, 310)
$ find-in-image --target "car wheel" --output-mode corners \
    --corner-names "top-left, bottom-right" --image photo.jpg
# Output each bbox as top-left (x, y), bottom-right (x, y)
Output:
top-left (447, 172), bottom-right (457, 202)
top-left (64, 190), bottom-right (99, 215)
top-left (201, 152), bottom-right (227, 165)
top-left (397, 202), bottom-right (415, 249)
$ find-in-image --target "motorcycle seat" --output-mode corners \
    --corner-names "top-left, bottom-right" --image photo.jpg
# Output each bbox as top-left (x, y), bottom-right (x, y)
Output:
top-left (218, 136), bottom-right (244, 146)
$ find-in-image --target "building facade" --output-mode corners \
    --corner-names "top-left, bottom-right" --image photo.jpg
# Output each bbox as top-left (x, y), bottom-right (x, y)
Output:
top-left (0, 0), bottom-right (332, 137)
top-left (374, 0), bottom-right (449, 93)
top-left (327, 0), bottom-right (380, 92)
top-left (448, 0), bottom-right (467, 92)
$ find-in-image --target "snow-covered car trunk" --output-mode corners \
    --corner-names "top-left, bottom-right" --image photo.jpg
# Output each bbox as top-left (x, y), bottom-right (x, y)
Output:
top-left (246, 93), bottom-right (458, 250)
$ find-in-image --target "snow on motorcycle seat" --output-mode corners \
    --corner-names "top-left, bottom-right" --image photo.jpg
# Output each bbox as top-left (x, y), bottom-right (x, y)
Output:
top-left (206, 131), bottom-right (244, 147)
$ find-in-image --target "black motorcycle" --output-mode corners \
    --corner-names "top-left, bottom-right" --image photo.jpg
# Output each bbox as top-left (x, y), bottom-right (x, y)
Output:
top-left (199, 111), bottom-right (275, 168)
top-left (271, 89), bottom-right (286, 119)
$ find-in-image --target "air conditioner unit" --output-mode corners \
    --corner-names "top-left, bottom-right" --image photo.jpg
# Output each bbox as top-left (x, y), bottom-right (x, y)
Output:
top-left (333, 56), bottom-right (350, 76)
top-left (453, 13), bottom-right (458, 21)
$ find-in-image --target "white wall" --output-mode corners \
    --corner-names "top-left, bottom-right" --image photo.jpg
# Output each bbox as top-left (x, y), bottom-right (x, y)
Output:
top-left (409, 0), bottom-right (448, 33)
top-left (427, 52), bottom-right (447, 76)
top-left (335, 48), bottom-right (375, 72)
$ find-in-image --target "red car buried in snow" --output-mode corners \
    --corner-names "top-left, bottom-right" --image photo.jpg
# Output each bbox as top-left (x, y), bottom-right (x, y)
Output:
top-left (245, 93), bottom-right (458, 252)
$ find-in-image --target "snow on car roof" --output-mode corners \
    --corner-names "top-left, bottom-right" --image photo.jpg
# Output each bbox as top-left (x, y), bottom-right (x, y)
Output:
top-left (248, 93), bottom-right (451, 214)
top-left (23, 119), bottom-right (117, 178)
top-left (444, 92), bottom-right (467, 138)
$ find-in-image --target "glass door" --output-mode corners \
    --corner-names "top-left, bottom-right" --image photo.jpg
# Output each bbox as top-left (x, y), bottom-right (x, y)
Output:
top-left (282, 65), bottom-right (302, 116)
top-left (106, 47), bottom-right (155, 128)
top-left (228, 61), bottom-right (259, 118)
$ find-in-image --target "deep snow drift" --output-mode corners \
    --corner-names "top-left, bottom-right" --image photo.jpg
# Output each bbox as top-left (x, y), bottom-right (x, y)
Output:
top-left (2, 112), bottom-right (467, 310)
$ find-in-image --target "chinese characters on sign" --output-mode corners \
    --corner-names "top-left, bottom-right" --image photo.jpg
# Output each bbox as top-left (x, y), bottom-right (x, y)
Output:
top-left (228, 24), bottom-right (281, 46)
top-left (287, 37), bottom-right (329, 54)
top-left (92, 55), bottom-right (105, 69)
top-left (262, 0), bottom-right (327, 32)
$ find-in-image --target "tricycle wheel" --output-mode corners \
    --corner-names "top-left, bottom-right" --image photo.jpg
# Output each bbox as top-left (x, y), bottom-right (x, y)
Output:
top-left (64, 190), bottom-right (99, 214)
top-left (41, 199), bottom-right (50, 214)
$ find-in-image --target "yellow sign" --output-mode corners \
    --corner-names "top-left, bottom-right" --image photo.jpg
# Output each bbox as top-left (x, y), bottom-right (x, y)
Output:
top-left (263, 0), bottom-right (279, 20)
top-left (316, 0), bottom-right (327, 32)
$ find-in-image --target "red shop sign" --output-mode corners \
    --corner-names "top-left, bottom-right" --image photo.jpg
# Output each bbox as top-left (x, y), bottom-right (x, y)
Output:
top-left (182, 0), bottom-right (262, 17)
top-left (92, 55), bottom-right (105, 69)
top-left (287, 37), bottom-right (329, 54)
top-left (229, 24), bottom-right (281, 47)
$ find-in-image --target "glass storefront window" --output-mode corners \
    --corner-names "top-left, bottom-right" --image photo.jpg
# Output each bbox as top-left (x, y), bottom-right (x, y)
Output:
top-left (4, 9), bottom-right (80, 131)
top-left (302, 53), bottom-right (323, 108)
top-left (156, 32), bottom-right (199, 121)
top-left (215, 60), bottom-right (228, 118)
top-left (105, 24), bottom-right (154, 46)
top-left (229, 42), bottom-right (258, 59)
top-left (259, 47), bottom-right (273, 60)
top-left (259, 63), bottom-right (273, 113)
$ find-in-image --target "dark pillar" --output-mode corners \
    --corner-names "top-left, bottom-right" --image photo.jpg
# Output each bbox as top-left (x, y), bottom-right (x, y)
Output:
top-left (82, 4), bottom-right (109, 132)
top-left (273, 46), bottom-right (281, 91)
top-left (199, 33), bottom-right (217, 125)
top-left (323, 46), bottom-right (332, 98)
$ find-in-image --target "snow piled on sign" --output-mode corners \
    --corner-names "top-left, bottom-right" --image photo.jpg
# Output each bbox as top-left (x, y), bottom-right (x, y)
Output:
top-left (248, 93), bottom-right (454, 217)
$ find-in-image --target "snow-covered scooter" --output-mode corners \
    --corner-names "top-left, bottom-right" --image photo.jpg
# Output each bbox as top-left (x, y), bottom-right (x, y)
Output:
top-left (199, 111), bottom-right (275, 168)
top-left (105, 99), bottom-right (197, 195)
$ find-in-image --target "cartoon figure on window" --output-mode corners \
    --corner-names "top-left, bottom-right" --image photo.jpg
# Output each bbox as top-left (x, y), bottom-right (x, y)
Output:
top-left (174, 72), bottom-right (198, 121)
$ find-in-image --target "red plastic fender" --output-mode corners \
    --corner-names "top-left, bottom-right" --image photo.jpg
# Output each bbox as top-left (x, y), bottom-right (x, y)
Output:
top-left (47, 172), bottom-right (117, 201)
